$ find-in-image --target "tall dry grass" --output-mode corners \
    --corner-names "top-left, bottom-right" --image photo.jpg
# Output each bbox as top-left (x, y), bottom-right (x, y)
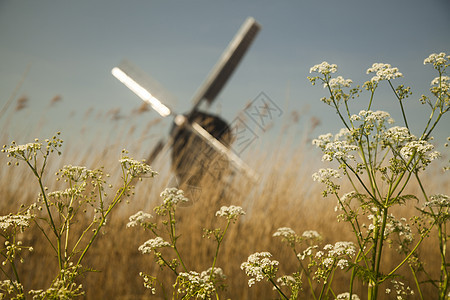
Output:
top-left (0, 98), bottom-right (448, 299)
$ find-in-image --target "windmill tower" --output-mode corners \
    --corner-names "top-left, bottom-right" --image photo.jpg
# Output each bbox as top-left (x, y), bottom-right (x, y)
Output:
top-left (112, 17), bottom-right (261, 185)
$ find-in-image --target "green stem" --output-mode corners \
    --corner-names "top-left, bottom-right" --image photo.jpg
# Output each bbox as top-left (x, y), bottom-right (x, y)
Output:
top-left (409, 263), bottom-right (424, 300)
top-left (267, 276), bottom-right (289, 300)
top-left (388, 80), bottom-right (410, 131)
top-left (210, 220), bottom-right (230, 280)
top-left (372, 206), bottom-right (388, 299)
top-left (438, 223), bottom-right (448, 299)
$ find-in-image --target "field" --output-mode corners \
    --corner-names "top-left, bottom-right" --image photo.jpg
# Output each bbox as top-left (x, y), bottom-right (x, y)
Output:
top-left (1, 55), bottom-right (449, 299)
top-left (0, 109), bottom-right (447, 300)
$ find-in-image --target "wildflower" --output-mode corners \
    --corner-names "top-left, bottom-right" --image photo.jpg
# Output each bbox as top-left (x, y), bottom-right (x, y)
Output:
top-left (423, 194), bottom-right (450, 208)
top-left (138, 237), bottom-right (171, 254)
top-left (431, 75), bottom-right (450, 92)
top-left (241, 252), bottom-right (279, 287)
top-left (366, 63), bottom-right (403, 83)
top-left (215, 205), bottom-right (246, 221)
top-left (273, 227), bottom-right (297, 239)
top-left (382, 126), bottom-right (416, 145)
top-left (298, 245), bottom-right (318, 260)
top-left (120, 155), bottom-right (157, 178)
top-left (302, 230), bottom-right (322, 240)
top-left (312, 133), bottom-right (333, 149)
top-left (336, 292), bottom-right (360, 300)
top-left (127, 211), bottom-right (153, 228)
top-left (273, 227), bottom-right (299, 247)
top-left (423, 52), bottom-right (449, 69)
top-left (310, 61), bottom-right (338, 75)
top-left (0, 214), bottom-right (32, 231)
top-left (325, 76), bottom-right (353, 89)
top-left (323, 140), bottom-right (358, 162)
top-left (139, 272), bottom-right (156, 294)
top-left (312, 168), bottom-right (341, 183)
top-left (400, 140), bottom-right (440, 168)
top-left (160, 187), bottom-right (189, 206)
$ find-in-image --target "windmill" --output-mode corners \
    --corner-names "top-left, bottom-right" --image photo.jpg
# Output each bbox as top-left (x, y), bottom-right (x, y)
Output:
top-left (112, 17), bottom-right (261, 186)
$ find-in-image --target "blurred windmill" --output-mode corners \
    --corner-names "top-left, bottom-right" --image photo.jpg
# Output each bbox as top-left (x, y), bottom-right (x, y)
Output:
top-left (112, 17), bottom-right (260, 185)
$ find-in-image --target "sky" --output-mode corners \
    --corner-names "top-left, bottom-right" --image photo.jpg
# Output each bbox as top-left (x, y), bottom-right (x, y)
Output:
top-left (1, 0), bottom-right (449, 158)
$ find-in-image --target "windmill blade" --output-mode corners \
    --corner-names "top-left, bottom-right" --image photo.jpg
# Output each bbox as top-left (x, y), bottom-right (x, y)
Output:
top-left (191, 17), bottom-right (261, 111)
top-left (174, 115), bottom-right (259, 183)
top-left (111, 60), bottom-right (172, 117)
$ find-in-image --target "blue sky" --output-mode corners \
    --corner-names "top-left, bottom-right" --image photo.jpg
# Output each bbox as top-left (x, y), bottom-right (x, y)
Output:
top-left (1, 0), bottom-right (449, 152)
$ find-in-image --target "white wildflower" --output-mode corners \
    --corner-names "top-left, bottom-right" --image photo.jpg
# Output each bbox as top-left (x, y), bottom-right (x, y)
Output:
top-left (336, 292), bottom-right (360, 300)
top-left (138, 237), bottom-right (171, 254)
top-left (325, 76), bottom-right (353, 89)
top-left (310, 61), bottom-right (338, 75)
top-left (302, 230), bottom-right (322, 240)
top-left (160, 187), bottom-right (189, 206)
top-left (366, 63), bottom-right (403, 83)
top-left (273, 227), bottom-right (296, 239)
top-left (312, 168), bottom-right (341, 183)
top-left (241, 252), bottom-right (279, 287)
top-left (423, 52), bottom-right (449, 68)
top-left (0, 214), bottom-right (32, 231)
top-left (127, 211), bottom-right (153, 228)
top-left (215, 205), bottom-right (245, 221)
top-left (120, 156), bottom-right (157, 178)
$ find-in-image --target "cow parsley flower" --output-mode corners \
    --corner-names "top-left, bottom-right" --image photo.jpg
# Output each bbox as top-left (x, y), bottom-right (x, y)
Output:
top-left (325, 76), bottom-right (353, 89)
top-left (423, 52), bottom-right (449, 69)
top-left (215, 205), bottom-right (245, 221)
top-left (127, 211), bottom-right (153, 228)
top-left (366, 63), bottom-right (403, 83)
top-left (312, 168), bottom-right (341, 183)
top-left (423, 194), bottom-right (450, 208)
top-left (241, 252), bottom-right (279, 287)
top-left (273, 227), bottom-right (297, 239)
top-left (0, 214), bottom-right (32, 231)
top-left (310, 61), bottom-right (338, 75)
top-left (138, 237), bottom-right (171, 254)
top-left (120, 154), bottom-right (157, 178)
top-left (400, 140), bottom-right (440, 167)
top-left (302, 230), bottom-right (322, 240)
top-left (160, 187), bottom-right (189, 206)
top-left (336, 292), bottom-right (360, 300)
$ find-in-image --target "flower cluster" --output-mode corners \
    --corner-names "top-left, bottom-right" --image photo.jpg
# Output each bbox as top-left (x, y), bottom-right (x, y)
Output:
top-left (215, 205), bottom-right (245, 222)
top-left (175, 267), bottom-right (226, 299)
top-left (0, 214), bottom-right (32, 232)
top-left (273, 227), bottom-right (299, 248)
top-left (423, 52), bottom-right (449, 69)
top-left (309, 61), bottom-right (337, 76)
top-left (120, 152), bottom-right (157, 178)
top-left (366, 63), bottom-right (403, 83)
top-left (312, 168), bottom-right (341, 196)
top-left (1, 133), bottom-right (62, 165)
top-left (138, 237), bottom-right (171, 254)
top-left (127, 211), bottom-right (153, 228)
top-left (326, 76), bottom-right (353, 89)
top-left (423, 194), bottom-right (450, 209)
top-left (241, 252), bottom-right (279, 287)
top-left (307, 241), bottom-right (356, 281)
top-left (385, 280), bottom-right (414, 298)
top-left (336, 292), bottom-right (361, 300)
top-left (399, 140), bottom-right (440, 169)
top-left (160, 187), bottom-right (189, 207)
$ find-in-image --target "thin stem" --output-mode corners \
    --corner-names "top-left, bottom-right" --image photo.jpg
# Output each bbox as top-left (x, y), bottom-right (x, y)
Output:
top-left (210, 220), bottom-right (230, 280)
top-left (409, 263), bottom-right (424, 300)
top-left (388, 80), bottom-right (410, 131)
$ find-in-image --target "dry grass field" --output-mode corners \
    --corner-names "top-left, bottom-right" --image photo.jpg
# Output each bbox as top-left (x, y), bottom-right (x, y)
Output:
top-left (0, 104), bottom-right (448, 299)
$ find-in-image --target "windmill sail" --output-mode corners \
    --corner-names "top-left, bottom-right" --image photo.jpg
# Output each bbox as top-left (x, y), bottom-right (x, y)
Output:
top-left (191, 17), bottom-right (261, 110)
